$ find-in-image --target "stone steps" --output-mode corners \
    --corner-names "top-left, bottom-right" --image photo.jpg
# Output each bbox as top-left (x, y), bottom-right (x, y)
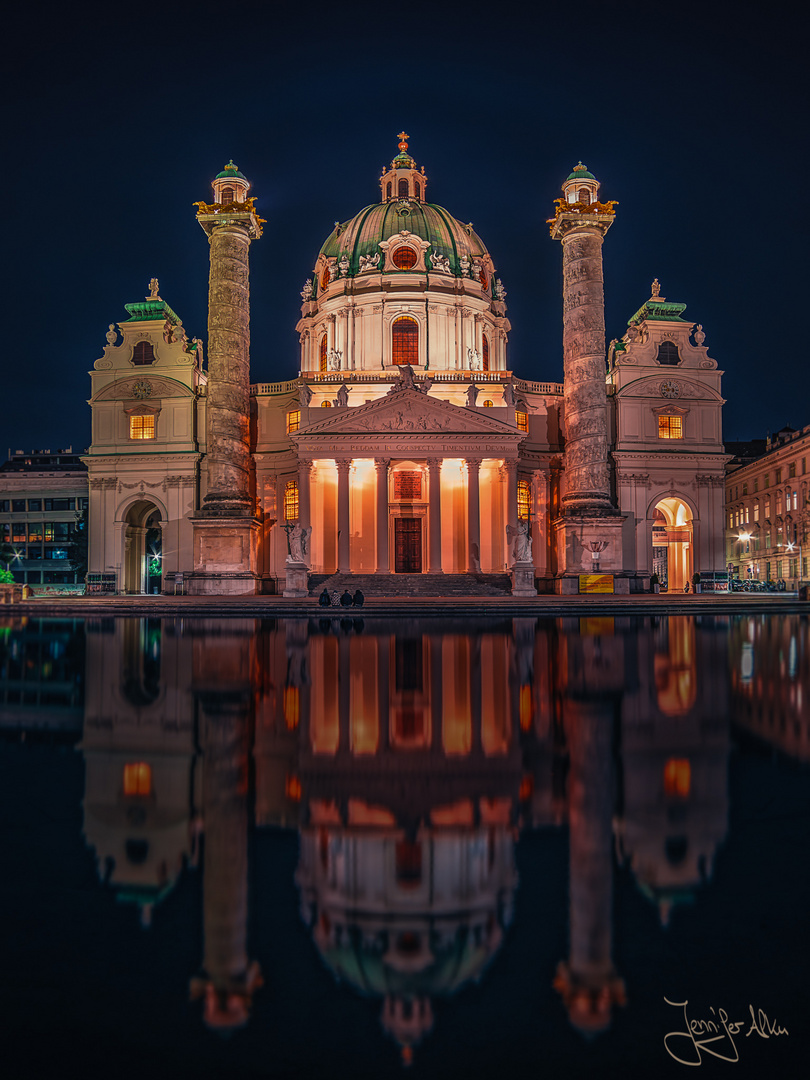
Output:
top-left (308, 572), bottom-right (514, 599)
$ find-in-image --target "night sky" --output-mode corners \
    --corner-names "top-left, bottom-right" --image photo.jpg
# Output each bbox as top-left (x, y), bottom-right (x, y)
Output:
top-left (4, 1), bottom-right (806, 458)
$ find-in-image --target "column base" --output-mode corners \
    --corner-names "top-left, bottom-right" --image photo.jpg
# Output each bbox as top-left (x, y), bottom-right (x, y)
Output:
top-left (553, 513), bottom-right (626, 577)
top-left (188, 517), bottom-right (260, 595)
top-left (511, 561), bottom-right (538, 596)
top-left (283, 562), bottom-right (309, 598)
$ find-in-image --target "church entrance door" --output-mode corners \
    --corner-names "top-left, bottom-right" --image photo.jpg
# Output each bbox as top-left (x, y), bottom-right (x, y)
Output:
top-left (394, 518), bottom-right (422, 573)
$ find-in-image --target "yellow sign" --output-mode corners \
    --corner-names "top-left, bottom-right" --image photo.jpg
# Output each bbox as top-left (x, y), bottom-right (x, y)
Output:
top-left (579, 574), bottom-right (614, 594)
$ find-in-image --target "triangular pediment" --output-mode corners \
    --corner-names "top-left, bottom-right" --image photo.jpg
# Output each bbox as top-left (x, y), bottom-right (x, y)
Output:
top-left (296, 387), bottom-right (520, 438)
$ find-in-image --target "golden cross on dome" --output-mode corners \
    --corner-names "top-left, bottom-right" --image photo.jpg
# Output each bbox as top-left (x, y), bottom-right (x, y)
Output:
top-left (397, 131), bottom-right (409, 152)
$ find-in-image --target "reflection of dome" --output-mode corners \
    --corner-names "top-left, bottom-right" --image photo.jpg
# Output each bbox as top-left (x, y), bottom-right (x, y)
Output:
top-left (319, 203), bottom-right (489, 275)
top-left (297, 825), bottom-right (516, 1058)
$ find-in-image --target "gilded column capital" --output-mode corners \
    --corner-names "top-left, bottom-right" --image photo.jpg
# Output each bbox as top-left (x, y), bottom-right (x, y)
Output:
top-left (335, 459), bottom-right (351, 475)
top-left (374, 457), bottom-right (390, 470)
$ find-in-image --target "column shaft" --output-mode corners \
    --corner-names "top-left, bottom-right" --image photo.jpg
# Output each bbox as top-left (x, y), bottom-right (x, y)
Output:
top-left (506, 460), bottom-right (518, 565)
top-left (467, 458), bottom-right (481, 571)
top-left (202, 223), bottom-right (253, 517)
top-left (375, 459), bottom-right (390, 573)
top-left (298, 460), bottom-right (312, 531)
top-left (337, 460), bottom-right (351, 573)
top-left (427, 459), bottom-right (443, 573)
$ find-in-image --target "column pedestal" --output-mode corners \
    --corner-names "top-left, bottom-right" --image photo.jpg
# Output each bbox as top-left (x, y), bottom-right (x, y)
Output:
top-left (187, 518), bottom-right (261, 595)
top-left (553, 514), bottom-right (628, 594)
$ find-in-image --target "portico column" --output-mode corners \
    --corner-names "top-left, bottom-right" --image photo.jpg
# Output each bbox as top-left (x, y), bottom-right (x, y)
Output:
top-left (298, 459), bottom-right (312, 534)
top-left (505, 459), bottom-right (518, 565)
top-left (375, 458), bottom-right (390, 574)
top-left (427, 458), bottom-right (443, 573)
top-left (337, 459), bottom-right (351, 573)
top-left (467, 457), bottom-right (481, 572)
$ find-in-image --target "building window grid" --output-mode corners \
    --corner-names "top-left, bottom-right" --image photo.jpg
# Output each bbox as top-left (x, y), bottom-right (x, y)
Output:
top-left (130, 415), bottom-right (155, 440)
top-left (392, 317), bottom-right (419, 366)
top-left (517, 480), bottom-right (531, 521)
top-left (658, 415), bottom-right (683, 439)
top-left (284, 480), bottom-right (299, 522)
top-left (516, 411), bottom-right (528, 433)
top-left (287, 410), bottom-right (301, 434)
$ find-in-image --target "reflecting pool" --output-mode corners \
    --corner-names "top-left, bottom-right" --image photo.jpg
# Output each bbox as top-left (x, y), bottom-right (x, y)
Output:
top-left (1, 614), bottom-right (808, 1078)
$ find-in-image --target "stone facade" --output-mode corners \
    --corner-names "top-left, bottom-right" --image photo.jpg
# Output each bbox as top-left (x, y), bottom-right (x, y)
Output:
top-left (84, 143), bottom-right (727, 595)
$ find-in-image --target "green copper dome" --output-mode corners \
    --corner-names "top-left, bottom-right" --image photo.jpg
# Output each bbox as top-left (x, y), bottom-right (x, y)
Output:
top-left (318, 201), bottom-right (489, 275)
top-left (216, 160), bottom-right (247, 181)
top-left (566, 162), bottom-right (595, 181)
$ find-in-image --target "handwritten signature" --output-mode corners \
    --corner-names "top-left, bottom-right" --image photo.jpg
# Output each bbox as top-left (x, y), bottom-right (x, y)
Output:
top-left (664, 998), bottom-right (789, 1065)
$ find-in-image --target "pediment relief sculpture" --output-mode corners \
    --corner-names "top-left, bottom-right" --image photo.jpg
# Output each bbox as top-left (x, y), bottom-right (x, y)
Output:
top-left (93, 376), bottom-right (193, 402)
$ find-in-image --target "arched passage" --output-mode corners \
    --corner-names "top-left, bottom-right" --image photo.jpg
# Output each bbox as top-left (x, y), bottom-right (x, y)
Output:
top-left (123, 501), bottom-right (162, 594)
top-left (652, 497), bottom-right (693, 592)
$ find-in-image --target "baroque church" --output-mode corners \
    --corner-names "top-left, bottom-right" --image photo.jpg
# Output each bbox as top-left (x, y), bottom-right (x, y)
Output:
top-left (85, 135), bottom-right (728, 595)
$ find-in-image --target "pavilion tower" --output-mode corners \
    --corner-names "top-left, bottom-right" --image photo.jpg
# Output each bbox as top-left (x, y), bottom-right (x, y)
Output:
top-left (549, 165), bottom-right (627, 593)
top-left (189, 162), bottom-right (265, 594)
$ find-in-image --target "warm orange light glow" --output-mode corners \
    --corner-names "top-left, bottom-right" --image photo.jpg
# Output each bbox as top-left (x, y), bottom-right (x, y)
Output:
top-left (348, 798), bottom-right (396, 826)
top-left (283, 686), bottom-right (300, 729)
top-left (123, 762), bottom-right (151, 797)
top-left (663, 758), bottom-right (691, 798)
top-left (480, 796), bottom-right (511, 824)
top-left (286, 409), bottom-right (300, 434)
top-left (285, 773), bottom-right (302, 802)
top-left (519, 774), bottom-right (534, 802)
top-left (658, 414), bottom-right (683, 439)
top-left (431, 799), bottom-right (474, 827)
top-left (130, 415), bottom-right (155, 440)
top-left (516, 410), bottom-right (528, 432)
top-left (519, 684), bottom-right (534, 730)
top-left (351, 458), bottom-right (375, 483)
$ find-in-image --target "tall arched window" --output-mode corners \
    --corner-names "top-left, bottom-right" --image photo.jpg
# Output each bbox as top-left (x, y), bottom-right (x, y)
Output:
top-left (414, 182), bottom-right (422, 201)
top-left (517, 479), bottom-right (531, 521)
top-left (320, 266), bottom-right (330, 292)
top-left (482, 335), bottom-right (490, 371)
top-left (398, 179), bottom-right (409, 197)
top-left (386, 182), bottom-right (392, 199)
top-left (392, 317), bottom-right (419, 366)
top-left (132, 341), bottom-right (155, 366)
top-left (284, 480), bottom-right (299, 521)
top-left (319, 335), bottom-right (327, 373)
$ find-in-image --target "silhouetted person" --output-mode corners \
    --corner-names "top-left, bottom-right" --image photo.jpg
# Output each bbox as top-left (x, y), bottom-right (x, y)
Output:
top-left (340, 589), bottom-right (353, 607)
top-left (353, 589), bottom-right (365, 608)
top-left (318, 588), bottom-right (330, 607)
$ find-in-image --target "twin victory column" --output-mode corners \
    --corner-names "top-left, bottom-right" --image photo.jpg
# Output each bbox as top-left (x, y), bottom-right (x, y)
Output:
top-left (187, 146), bottom-right (622, 595)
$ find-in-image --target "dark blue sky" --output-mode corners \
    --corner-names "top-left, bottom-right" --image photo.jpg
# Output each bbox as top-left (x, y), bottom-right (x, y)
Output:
top-left (4, 1), bottom-right (806, 456)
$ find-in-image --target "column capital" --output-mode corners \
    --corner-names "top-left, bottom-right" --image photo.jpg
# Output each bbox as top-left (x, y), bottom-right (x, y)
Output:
top-left (374, 457), bottom-right (391, 470)
top-left (466, 456), bottom-right (482, 471)
top-left (335, 458), bottom-right (352, 475)
top-left (425, 457), bottom-right (443, 471)
top-left (297, 457), bottom-right (314, 472)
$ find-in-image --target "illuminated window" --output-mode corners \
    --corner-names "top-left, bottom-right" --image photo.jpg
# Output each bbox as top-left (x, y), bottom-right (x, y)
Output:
top-left (287, 410), bottom-right (301, 434)
top-left (483, 399), bottom-right (493, 407)
top-left (479, 267), bottom-right (489, 290)
top-left (658, 415), bottom-right (683, 439)
top-left (392, 246), bottom-right (417, 270)
top-left (579, 187), bottom-right (590, 204)
top-left (517, 479), bottom-right (531, 520)
top-left (656, 341), bottom-right (680, 365)
top-left (321, 400), bottom-right (332, 407)
top-left (482, 335), bottom-right (489, 370)
top-left (123, 762), bottom-right (151, 797)
top-left (285, 774), bottom-right (302, 802)
top-left (516, 410), bottom-right (528, 432)
top-left (284, 480), bottom-right (299, 521)
top-left (392, 316), bottom-right (418, 366)
top-left (284, 686), bottom-right (300, 729)
top-left (319, 335), bottom-right (327, 372)
top-left (320, 266), bottom-right (330, 291)
top-left (765, 497), bottom-right (771, 517)
top-left (398, 179), bottom-right (408, 197)
top-left (130, 414), bottom-right (155, 439)
top-left (132, 340), bottom-right (155, 366)
top-left (664, 758), bottom-right (691, 798)
top-left (519, 685), bottom-right (534, 730)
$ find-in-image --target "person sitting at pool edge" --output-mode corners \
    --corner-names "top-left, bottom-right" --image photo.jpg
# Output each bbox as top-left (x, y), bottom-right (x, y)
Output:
top-left (340, 589), bottom-right (353, 607)
top-left (318, 588), bottom-right (330, 607)
top-left (353, 589), bottom-right (365, 607)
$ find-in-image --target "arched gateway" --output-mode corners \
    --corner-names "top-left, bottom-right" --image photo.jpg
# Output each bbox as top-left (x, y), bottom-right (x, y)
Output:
top-left (123, 500), bottom-right (162, 594)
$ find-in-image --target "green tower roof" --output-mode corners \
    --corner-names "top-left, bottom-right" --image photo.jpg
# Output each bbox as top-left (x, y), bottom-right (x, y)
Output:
top-left (566, 162), bottom-right (595, 181)
top-left (215, 159), bottom-right (247, 181)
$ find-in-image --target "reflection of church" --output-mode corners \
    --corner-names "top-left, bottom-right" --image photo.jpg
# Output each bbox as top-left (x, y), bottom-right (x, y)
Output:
top-left (69, 614), bottom-right (735, 1058)
top-left (84, 136), bottom-right (728, 595)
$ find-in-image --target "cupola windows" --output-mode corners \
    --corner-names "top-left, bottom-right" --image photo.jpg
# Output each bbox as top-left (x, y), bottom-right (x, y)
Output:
top-left (386, 182), bottom-right (392, 200)
top-left (220, 186), bottom-right (235, 204)
top-left (392, 246), bottom-right (417, 270)
top-left (398, 179), bottom-right (409, 197)
top-left (579, 187), bottom-right (590, 204)
top-left (132, 341), bottom-right (155, 366)
top-left (657, 341), bottom-right (681, 366)
top-left (392, 316), bottom-right (419, 366)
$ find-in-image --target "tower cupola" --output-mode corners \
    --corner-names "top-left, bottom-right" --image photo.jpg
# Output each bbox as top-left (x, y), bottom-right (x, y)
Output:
top-left (380, 132), bottom-right (428, 203)
top-left (562, 162), bottom-right (600, 207)
top-left (212, 160), bottom-right (250, 207)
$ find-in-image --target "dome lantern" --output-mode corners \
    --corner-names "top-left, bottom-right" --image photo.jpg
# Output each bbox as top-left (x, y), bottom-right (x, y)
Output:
top-left (380, 132), bottom-right (428, 203)
top-left (562, 162), bottom-right (600, 207)
top-left (212, 160), bottom-right (250, 207)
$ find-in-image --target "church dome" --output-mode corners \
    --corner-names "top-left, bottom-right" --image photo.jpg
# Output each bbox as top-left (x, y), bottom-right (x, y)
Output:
top-left (319, 202), bottom-right (489, 277)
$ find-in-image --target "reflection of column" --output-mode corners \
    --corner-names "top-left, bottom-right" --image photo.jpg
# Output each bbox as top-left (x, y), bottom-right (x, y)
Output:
top-left (298, 459), bottom-right (312, 533)
top-left (467, 457), bottom-right (481, 572)
top-left (338, 635), bottom-right (350, 756)
top-left (555, 697), bottom-right (624, 1035)
top-left (375, 458), bottom-right (390, 574)
top-left (337, 459), bottom-right (351, 573)
top-left (427, 458), bottom-right (443, 573)
top-left (377, 635), bottom-right (390, 751)
top-left (430, 635), bottom-right (442, 751)
top-left (191, 634), bottom-right (261, 1030)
